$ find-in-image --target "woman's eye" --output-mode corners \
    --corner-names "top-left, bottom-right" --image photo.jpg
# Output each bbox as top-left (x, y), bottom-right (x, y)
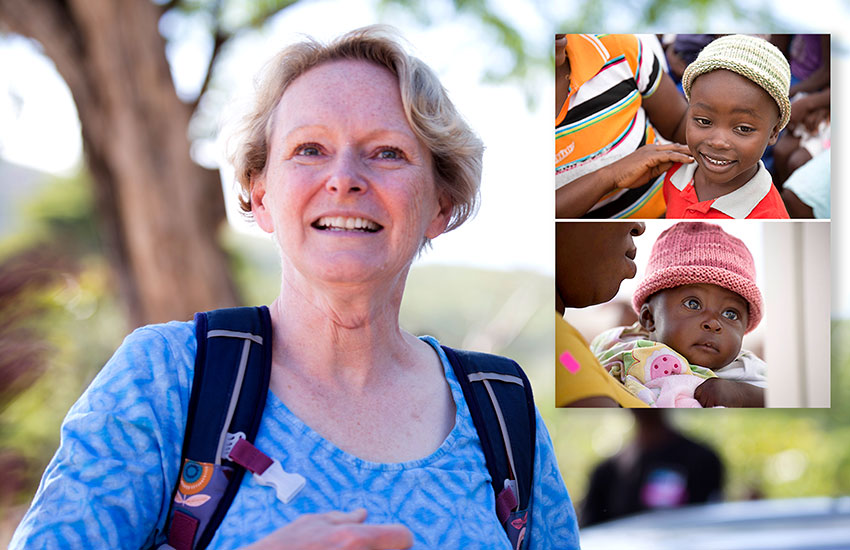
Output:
top-left (295, 144), bottom-right (322, 156)
top-left (723, 309), bottom-right (740, 321)
top-left (376, 147), bottom-right (405, 160)
top-left (684, 298), bottom-right (701, 310)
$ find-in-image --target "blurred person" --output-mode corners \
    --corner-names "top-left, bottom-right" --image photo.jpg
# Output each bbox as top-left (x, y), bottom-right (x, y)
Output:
top-left (781, 148), bottom-right (830, 218)
top-left (765, 34), bottom-right (829, 184)
top-left (662, 34), bottom-right (716, 91)
top-left (555, 34), bottom-right (693, 219)
top-left (10, 26), bottom-right (579, 550)
top-left (663, 35), bottom-right (790, 219)
top-left (593, 223), bottom-right (767, 408)
top-left (555, 221), bottom-right (650, 407)
top-left (773, 87), bottom-right (830, 188)
top-left (580, 409), bottom-right (724, 527)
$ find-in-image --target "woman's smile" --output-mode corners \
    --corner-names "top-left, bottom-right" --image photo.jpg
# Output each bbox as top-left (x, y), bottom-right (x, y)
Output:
top-left (312, 216), bottom-right (383, 233)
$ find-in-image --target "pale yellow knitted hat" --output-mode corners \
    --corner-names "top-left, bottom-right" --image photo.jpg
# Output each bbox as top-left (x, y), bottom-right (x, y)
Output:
top-left (682, 34), bottom-right (791, 130)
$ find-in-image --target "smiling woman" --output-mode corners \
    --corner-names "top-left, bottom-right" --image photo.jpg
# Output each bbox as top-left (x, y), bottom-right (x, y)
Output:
top-left (9, 25), bottom-right (580, 550)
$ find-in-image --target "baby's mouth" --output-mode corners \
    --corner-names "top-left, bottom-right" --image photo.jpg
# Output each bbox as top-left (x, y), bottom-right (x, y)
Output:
top-left (312, 216), bottom-right (382, 233)
top-left (694, 340), bottom-right (719, 352)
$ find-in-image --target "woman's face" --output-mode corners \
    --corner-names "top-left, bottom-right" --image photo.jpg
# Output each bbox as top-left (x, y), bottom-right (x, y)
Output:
top-left (252, 60), bottom-right (450, 287)
top-left (556, 222), bottom-right (645, 309)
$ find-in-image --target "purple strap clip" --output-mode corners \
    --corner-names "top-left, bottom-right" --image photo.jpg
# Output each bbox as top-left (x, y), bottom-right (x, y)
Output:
top-left (226, 437), bottom-right (306, 504)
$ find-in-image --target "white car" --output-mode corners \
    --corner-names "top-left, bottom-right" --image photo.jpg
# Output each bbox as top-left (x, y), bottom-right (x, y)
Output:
top-left (579, 497), bottom-right (850, 550)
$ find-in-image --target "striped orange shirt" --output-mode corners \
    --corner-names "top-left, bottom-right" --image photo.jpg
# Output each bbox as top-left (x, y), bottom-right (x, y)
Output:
top-left (556, 34), bottom-right (666, 218)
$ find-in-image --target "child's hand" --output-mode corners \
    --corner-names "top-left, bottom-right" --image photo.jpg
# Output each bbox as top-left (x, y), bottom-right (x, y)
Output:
top-left (694, 378), bottom-right (765, 407)
top-left (607, 143), bottom-right (694, 190)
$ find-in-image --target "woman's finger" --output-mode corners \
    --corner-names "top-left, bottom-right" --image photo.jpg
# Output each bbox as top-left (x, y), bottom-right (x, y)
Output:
top-left (323, 508), bottom-right (369, 524)
top-left (359, 524), bottom-right (414, 549)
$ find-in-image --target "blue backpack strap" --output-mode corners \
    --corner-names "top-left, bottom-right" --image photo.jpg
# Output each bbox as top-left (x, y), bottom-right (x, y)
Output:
top-left (441, 345), bottom-right (536, 550)
top-left (163, 306), bottom-right (272, 550)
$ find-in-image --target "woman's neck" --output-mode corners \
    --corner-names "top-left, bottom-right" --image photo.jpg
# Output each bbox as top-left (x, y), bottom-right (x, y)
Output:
top-left (268, 268), bottom-right (418, 389)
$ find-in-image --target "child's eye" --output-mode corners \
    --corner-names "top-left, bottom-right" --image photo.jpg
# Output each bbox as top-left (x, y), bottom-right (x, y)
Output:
top-left (375, 146), bottom-right (406, 160)
top-left (693, 117), bottom-right (711, 126)
top-left (736, 125), bottom-right (756, 134)
top-left (722, 309), bottom-right (740, 321)
top-left (684, 298), bottom-right (701, 310)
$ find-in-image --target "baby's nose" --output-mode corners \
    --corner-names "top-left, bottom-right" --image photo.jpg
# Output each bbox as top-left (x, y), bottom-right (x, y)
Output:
top-left (702, 317), bottom-right (722, 332)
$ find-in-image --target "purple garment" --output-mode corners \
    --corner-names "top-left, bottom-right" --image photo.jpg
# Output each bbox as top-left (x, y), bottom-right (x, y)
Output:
top-left (673, 34), bottom-right (715, 64)
top-left (790, 35), bottom-right (825, 81)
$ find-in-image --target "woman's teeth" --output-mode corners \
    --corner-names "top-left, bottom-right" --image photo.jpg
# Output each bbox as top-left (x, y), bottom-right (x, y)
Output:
top-left (314, 216), bottom-right (381, 232)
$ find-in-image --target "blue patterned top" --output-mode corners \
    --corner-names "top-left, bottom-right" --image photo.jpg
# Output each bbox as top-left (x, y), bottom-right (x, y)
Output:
top-left (10, 321), bottom-right (579, 549)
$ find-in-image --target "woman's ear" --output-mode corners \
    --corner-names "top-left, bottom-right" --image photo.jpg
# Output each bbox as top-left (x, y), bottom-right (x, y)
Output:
top-left (251, 175), bottom-right (274, 234)
top-left (639, 303), bottom-right (656, 332)
top-left (424, 192), bottom-right (453, 239)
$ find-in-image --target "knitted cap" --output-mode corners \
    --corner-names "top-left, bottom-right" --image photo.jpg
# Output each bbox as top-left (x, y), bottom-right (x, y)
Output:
top-left (682, 34), bottom-right (791, 131)
top-left (632, 222), bottom-right (763, 332)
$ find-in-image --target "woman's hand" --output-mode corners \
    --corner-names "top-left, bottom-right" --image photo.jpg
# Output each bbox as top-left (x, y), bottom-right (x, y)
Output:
top-left (244, 509), bottom-right (413, 550)
top-left (694, 378), bottom-right (765, 408)
top-left (606, 143), bottom-right (694, 190)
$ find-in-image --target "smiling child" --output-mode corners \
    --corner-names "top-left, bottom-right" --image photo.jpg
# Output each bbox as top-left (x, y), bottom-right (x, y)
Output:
top-left (592, 222), bottom-right (766, 407)
top-left (663, 34), bottom-right (791, 219)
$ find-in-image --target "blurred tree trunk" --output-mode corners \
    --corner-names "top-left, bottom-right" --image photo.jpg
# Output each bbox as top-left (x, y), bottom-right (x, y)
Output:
top-left (0, 0), bottom-right (239, 326)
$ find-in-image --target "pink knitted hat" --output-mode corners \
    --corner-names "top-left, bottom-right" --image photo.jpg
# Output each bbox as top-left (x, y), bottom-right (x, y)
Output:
top-left (632, 222), bottom-right (763, 332)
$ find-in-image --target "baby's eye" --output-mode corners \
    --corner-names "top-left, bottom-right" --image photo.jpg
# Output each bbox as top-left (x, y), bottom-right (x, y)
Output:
top-left (722, 309), bottom-right (740, 321)
top-left (375, 146), bottom-right (406, 160)
top-left (684, 298), bottom-right (701, 310)
top-left (295, 143), bottom-right (322, 156)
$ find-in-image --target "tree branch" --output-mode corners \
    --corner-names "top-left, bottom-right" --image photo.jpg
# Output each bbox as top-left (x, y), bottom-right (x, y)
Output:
top-left (190, 26), bottom-right (229, 112)
top-left (159, 0), bottom-right (181, 14)
top-left (188, 0), bottom-right (298, 113)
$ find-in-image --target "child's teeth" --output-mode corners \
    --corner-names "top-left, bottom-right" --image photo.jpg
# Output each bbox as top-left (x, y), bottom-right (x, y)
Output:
top-left (705, 155), bottom-right (732, 166)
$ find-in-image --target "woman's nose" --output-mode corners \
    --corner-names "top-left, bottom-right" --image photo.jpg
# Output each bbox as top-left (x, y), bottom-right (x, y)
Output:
top-left (325, 151), bottom-right (366, 195)
top-left (630, 222), bottom-right (646, 236)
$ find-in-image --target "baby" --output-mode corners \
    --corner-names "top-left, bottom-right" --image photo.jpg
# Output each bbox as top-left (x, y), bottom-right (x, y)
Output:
top-left (592, 222), bottom-right (766, 407)
top-left (663, 34), bottom-right (790, 219)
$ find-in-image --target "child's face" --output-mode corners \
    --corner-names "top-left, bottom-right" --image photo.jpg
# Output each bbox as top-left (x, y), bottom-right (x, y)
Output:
top-left (686, 69), bottom-right (781, 191)
top-left (641, 283), bottom-right (749, 369)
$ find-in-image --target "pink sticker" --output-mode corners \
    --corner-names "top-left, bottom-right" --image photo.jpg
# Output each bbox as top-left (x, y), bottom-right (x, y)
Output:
top-left (559, 351), bottom-right (581, 374)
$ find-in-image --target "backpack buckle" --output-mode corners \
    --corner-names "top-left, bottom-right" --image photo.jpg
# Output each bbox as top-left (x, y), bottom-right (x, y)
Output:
top-left (226, 436), bottom-right (306, 504)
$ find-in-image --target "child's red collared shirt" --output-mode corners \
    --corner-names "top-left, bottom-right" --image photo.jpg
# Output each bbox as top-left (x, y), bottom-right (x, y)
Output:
top-left (663, 161), bottom-right (790, 219)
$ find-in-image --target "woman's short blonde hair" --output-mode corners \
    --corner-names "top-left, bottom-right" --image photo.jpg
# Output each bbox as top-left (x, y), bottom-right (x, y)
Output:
top-left (230, 25), bottom-right (483, 233)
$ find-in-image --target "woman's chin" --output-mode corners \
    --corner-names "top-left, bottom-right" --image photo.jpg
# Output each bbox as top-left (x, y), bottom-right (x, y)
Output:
top-left (292, 251), bottom-right (412, 288)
